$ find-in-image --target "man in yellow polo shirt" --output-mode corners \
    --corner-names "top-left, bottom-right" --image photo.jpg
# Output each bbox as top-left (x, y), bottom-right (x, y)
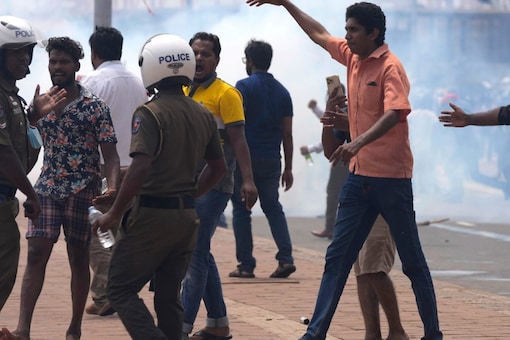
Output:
top-left (181, 32), bottom-right (258, 340)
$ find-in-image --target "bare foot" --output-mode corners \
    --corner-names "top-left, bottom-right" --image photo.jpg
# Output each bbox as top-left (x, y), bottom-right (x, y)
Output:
top-left (1, 328), bottom-right (29, 340)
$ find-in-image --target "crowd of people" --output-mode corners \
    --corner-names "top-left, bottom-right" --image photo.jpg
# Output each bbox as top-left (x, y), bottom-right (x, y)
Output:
top-left (2, 1), bottom-right (510, 340)
top-left (0, 10), bottom-right (291, 340)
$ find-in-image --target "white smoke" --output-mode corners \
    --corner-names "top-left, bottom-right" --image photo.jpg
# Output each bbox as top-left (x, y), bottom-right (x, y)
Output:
top-left (7, 0), bottom-right (510, 222)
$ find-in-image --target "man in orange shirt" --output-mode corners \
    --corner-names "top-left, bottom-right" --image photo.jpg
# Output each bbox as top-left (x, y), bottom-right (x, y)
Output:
top-left (247, 1), bottom-right (443, 340)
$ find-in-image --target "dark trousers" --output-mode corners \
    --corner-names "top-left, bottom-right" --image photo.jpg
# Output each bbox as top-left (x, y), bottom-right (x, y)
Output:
top-left (107, 197), bottom-right (198, 340)
top-left (0, 197), bottom-right (20, 311)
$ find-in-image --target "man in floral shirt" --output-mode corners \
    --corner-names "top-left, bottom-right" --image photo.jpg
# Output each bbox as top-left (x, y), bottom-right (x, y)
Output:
top-left (11, 37), bottom-right (119, 340)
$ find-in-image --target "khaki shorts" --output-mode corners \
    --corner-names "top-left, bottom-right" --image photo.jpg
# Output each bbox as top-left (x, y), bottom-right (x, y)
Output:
top-left (353, 215), bottom-right (396, 276)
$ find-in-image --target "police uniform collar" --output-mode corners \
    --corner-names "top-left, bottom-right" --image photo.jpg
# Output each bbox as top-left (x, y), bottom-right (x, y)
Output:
top-left (155, 87), bottom-right (184, 97)
top-left (0, 76), bottom-right (19, 94)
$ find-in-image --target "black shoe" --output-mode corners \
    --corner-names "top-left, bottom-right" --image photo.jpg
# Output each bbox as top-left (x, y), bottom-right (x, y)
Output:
top-left (270, 263), bottom-right (296, 278)
top-left (98, 301), bottom-right (116, 316)
top-left (229, 267), bottom-right (255, 278)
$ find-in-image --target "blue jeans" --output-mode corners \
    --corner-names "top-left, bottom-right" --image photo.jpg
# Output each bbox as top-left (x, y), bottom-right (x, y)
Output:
top-left (302, 173), bottom-right (442, 340)
top-left (231, 158), bottom-right (293, 272)
top-left (182, 189), bottom-right (231, 334)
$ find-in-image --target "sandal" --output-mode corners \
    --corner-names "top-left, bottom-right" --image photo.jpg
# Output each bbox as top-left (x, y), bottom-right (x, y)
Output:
top-left (228, 267), bottom-right (255, 278)
top-left (191, 330), bottom-right (232, 340)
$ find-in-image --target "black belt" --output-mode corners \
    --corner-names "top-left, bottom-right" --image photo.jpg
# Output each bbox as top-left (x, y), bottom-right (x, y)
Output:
top-left (0, 185), bottom-right (16, 198)
top-left (139, 195), bottom-right (195, 209)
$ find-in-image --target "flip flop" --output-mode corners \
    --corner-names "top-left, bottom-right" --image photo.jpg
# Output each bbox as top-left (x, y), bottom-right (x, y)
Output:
top-left (191, 330), bottom-right (233, 340)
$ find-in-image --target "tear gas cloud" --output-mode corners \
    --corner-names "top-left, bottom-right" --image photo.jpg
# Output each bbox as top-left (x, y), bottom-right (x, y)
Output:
top-left (6, 0), bottom-right (510, 222)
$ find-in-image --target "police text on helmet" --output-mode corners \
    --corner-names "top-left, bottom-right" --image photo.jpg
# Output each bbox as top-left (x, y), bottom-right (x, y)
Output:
top-left (15, 30), bottom-right (34, 38)
top-left (159, 53), bottom-right (190, 64)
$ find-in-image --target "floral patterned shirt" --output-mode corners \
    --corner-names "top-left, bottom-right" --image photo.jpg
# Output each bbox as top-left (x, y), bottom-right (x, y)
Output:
top-left (34, 84), bottom-right (117, 199)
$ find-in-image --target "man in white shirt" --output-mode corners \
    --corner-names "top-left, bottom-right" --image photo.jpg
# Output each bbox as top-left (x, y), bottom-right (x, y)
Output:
top-left (80, 26), bottom-right (147, 317)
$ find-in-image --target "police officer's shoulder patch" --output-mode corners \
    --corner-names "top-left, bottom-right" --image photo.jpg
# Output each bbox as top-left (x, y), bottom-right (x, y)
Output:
top-left (132, 116), bottom-right (142, 134)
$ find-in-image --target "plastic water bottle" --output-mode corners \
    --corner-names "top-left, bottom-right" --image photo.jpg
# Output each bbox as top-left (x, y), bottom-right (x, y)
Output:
top-left (304, 153), bottom-right (314, 166)
top-left (88, 206), bottom-right (115, 248)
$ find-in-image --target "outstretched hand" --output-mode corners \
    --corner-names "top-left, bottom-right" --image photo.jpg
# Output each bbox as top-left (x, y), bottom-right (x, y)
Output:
top-left (31, 85), bottom-right (67, 122)
top-left (439, 102), bottom-right (469, 127)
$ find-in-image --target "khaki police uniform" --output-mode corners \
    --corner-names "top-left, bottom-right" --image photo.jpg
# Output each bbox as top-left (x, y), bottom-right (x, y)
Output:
top-left (0, 76), bottom-right (28, 310)
top-left (107, 88), bottom-right (224, 339)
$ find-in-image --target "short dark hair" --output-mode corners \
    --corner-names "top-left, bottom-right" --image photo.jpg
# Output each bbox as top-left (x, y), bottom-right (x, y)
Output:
top-left (189, 32), bottom-right (221, 58)
top-left (89, 26), bottom-right (123, 61)
top-left (245, 39), bottom-right (272, 71)
top-left (46, 37), bottom-right (84, 62)
top-left (346, 2), bottom-right (386, 46)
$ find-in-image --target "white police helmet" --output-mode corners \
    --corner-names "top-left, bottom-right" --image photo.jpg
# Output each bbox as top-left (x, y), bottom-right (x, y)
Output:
top-left (138, 34), bottom-right (195, 90)
top-left (0, 16), bottom-right (46, 50)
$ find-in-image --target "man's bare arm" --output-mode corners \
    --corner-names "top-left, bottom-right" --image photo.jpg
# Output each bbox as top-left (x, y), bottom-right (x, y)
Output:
top-left (246, 0), bottom-right (331, 50)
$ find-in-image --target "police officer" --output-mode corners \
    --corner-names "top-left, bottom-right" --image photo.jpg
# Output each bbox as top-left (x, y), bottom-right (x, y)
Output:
top-left (0, 16), bottom-right (66, 312)
top-left (93, 34), bottom-right (227, 340)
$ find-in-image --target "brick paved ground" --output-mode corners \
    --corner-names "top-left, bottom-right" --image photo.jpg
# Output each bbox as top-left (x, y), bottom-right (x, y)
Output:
top-left (1, 214), bottom-right (510, 339)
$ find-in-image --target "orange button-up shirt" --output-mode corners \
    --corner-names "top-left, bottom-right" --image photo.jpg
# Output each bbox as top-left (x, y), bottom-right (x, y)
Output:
top-left (327, 36), bottom-right (413, 179)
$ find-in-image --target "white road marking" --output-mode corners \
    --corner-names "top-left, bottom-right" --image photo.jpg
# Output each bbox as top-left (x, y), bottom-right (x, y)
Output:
top-left (430, 223), bottom-right (510, 242)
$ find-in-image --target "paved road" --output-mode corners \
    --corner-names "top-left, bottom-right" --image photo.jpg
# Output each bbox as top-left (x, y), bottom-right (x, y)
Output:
top-left (227, 178), bottom-right (510, 298)
top-left (4, 213), bottom-right (510, 339)
top-left (238, 215), bottom-right (510, 298)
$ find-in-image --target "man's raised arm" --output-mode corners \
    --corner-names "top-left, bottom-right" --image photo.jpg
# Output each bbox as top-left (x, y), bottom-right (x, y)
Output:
top-left (246, 0), bottom-right (331, 50)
